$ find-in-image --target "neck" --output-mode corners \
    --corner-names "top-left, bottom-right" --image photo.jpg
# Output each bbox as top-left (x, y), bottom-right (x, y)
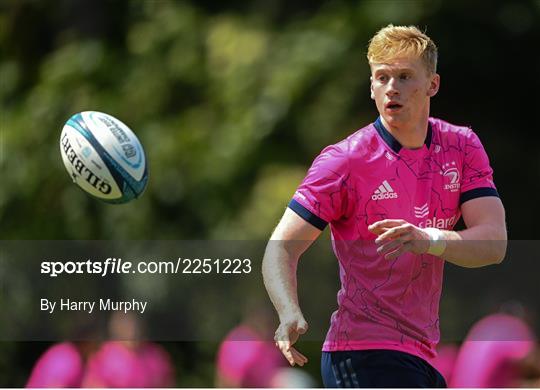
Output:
top-left (380, 116), bottom-right (430, 150)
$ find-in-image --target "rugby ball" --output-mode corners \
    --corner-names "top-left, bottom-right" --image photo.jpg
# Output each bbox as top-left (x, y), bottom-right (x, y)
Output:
top-left (60, 111), bottom-right (148, 204)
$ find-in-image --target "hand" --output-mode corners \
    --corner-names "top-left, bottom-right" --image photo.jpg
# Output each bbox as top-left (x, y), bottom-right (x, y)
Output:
top-left (368, 219), bottom-right (431, 260)
top-left (274, 312), bottom-right (309, 366)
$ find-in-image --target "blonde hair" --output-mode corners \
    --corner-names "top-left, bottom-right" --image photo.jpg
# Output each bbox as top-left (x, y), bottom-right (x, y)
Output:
top-left (367, 24), bottom-right (438, 74)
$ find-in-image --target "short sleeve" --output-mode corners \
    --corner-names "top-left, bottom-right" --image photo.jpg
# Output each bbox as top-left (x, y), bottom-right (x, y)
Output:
top-left (459, 129), bottom-right (499, 205)
top-left (289, 144), bottom-right (351, 230)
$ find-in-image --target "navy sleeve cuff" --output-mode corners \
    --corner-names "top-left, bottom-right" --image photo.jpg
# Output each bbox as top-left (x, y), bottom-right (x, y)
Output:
top-left (460, 187), bottom-right (500, 205)
top-left (288, 199), bottom-right (328, 230)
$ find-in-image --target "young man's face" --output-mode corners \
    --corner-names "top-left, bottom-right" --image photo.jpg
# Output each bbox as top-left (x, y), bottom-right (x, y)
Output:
top-left (370, 57), bottom-right (440, 129)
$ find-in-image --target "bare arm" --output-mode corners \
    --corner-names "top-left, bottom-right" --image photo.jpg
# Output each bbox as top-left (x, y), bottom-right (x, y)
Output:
top-left (439, 196), bottom-right (507, 267)
top-left (370, 197), bottom-right (507, 268)
top-left (262, 208), bottom-right (322, 366)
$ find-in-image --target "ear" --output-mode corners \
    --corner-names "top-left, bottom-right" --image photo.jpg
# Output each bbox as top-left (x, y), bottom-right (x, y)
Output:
top-left (370, 76), bottom-right (375, 100)
top-left (427, 73), bottom-right (440, 97)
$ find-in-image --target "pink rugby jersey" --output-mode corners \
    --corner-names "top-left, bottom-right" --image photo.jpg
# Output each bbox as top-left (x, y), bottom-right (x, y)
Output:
top-left (289, 117), bottom-right (499, 361)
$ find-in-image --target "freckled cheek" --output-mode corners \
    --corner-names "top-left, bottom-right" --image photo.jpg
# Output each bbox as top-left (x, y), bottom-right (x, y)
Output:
top-left (408, 88), bottom-right (421, 101)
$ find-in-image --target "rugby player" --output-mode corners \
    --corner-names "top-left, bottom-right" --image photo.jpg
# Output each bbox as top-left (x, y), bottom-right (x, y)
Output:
top-left (262, 24), bottom-right (507, 387)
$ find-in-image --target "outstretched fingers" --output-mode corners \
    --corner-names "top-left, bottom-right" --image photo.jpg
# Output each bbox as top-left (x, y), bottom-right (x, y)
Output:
top-left (274, 317), bottom-right (309, 366)
top-left (368, 219), bottom-right (407, 235)
top-left (290, 347), bottom-right (308, 366)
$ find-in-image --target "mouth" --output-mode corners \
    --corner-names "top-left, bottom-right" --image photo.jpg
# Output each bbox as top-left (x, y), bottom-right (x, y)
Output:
top-left (385, 102), bottom-right (403, 111)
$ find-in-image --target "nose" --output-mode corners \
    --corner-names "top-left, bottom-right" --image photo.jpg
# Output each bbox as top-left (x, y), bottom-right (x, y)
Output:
top-left (385, 77), bottom-right (400, 97)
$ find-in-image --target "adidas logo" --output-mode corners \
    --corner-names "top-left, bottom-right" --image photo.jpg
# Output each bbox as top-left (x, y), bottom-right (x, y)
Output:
top-left (414, 203), bottom-right (429, 218)
top-left (371, 180), bottom-right (398, 200)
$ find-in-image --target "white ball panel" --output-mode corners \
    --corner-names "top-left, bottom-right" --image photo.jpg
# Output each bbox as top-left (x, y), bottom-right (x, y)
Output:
top-left (80, 111), bottom-right (146, 182)
top-left (60, 125), bottom-right (122, 200)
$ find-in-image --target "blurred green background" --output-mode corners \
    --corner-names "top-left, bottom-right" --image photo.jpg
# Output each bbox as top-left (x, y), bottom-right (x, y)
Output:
top-left (1, 0), bottom-right (539, 386)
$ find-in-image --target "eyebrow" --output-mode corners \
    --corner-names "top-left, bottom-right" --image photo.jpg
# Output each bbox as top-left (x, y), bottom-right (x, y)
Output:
top-left (374, 67), bottom-right (414, 73)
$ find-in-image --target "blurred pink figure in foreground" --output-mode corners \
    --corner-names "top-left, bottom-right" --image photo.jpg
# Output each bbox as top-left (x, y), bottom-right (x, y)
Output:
top-left (26, 312), bottom-right (174, 388)
top-left (429, 344), bottom-right (459, 384)
top-left (216, 324), bottom-right (285, 387)
top-left (26, 342), bottom-right (85, 387)
top-left (450, 313), bottom-right (536, 387)
top-left (81, 312), bottom-right (174, 387)
top-left (216, 303), bottom-right (286, 388)
top-left (82, 341), bottom-right (173, 387)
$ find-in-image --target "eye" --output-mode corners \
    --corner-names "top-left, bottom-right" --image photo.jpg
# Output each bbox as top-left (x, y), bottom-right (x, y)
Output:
top-left (377, 75), bottom-right (388, 82)
top-left (400, 73), bottom-right (411, 80)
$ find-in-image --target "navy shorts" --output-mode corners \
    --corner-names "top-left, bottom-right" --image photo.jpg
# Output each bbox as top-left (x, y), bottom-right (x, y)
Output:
top-left (321, 349), bottom-right (447, 388)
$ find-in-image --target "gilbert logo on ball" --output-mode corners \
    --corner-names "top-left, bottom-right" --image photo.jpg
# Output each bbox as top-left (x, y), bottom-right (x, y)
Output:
top-left (60, 111), bottom-right (148, 204)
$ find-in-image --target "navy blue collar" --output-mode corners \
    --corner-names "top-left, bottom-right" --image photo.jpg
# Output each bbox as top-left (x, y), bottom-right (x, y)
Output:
top-left (373, 117), bottom-right (432, 153)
